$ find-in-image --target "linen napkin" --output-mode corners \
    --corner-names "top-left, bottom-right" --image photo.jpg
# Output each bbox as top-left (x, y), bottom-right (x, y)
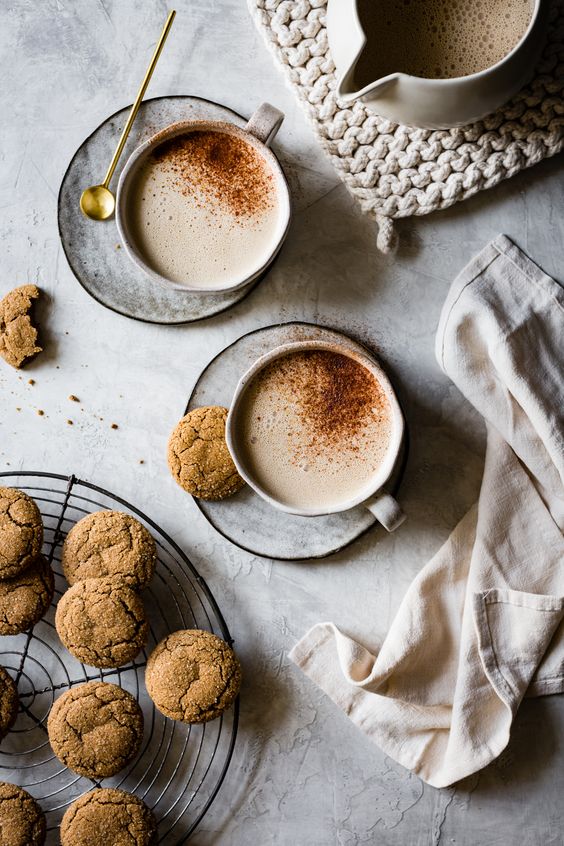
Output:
top-left (289, 235), bottom-right (564, 788)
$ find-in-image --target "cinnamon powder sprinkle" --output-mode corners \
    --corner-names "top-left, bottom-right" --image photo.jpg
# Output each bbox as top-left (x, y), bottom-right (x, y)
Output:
top-left (151, 130), bottom-right (275, 220)
top-left (259, 350), bottom-right (389, 455)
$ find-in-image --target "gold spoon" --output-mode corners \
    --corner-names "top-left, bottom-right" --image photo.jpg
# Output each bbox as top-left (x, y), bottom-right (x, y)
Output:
top-left (80, 9), bottom-right (176, 221)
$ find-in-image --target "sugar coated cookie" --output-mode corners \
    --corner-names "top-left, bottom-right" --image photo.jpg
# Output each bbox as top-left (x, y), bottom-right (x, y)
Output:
top-left (62, 510), bottom-right (156, 589)
top-left (55, 577), bottom-right (148, 668)
top-left (145, 629), bottom-right (241, 723)
top-left (167, 406), bottom-right (245, 500)
top-left (0, 667), bottom-right (18, 740)
top-left (48, 681), bottom-right (144, 778)
top-left (0, 487), bottom-right (43, 579)
top-left (0, 782), bottom-right (46, 846)
top-left (0, 555), bottom-right (54, 636)
top-left (60, 788), bottom-right (156, 846)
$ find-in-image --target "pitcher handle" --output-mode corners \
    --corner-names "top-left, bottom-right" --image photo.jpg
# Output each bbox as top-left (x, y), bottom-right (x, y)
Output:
top-left (246, 103), bottom-right (284, 148)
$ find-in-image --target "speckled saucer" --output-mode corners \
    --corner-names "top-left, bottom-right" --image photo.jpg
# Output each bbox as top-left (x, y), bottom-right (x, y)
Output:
top-left (58, 95), bottom-right (274, 325)
top-left (186, 323), bottom-right (409, 560)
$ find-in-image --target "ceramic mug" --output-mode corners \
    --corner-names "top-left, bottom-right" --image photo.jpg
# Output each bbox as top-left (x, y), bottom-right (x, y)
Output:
top-left (226, 340), bottom-right (406, 531)
top-left (116, 103), bottom-right (291, 293)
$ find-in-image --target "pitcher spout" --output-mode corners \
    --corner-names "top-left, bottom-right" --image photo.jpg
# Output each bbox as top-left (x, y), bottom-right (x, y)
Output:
top-left (336, 70), bottom-right (400, 105)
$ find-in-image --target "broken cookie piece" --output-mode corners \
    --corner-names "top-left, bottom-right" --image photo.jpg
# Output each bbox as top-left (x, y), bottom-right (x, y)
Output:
top-left (0, 285), bottom-right (42, 369)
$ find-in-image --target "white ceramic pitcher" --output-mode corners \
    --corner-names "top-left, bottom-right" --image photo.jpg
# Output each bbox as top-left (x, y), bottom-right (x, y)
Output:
top-left (327, 0), bottom-right (549, 128)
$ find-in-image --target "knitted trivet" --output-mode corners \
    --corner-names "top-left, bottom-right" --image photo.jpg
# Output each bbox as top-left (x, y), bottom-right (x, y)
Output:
top-left (249, 0), bottom-right (564, 251)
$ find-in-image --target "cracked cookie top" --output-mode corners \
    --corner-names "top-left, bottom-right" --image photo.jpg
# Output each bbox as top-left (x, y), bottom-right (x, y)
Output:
top-left (0, 487), bottom-right (44, 579)
top-left (145, 629), bottom-right (241, 724)
top-left (0, 285), bottom-right (42, 369)
top-left (0, 782), bottom-right (46, 846)
top-left (62, 510), bottom-right (156, 590)
top-left (60, 788), bottom-right (156, 846)
top-left (0, 555), bottom-right (54, 636)
top-left (167, 406), bottom-right (245, 500)
top-left (55, 577), bottom-right (148, 669)
top-left (0, 667), bottom-right (18, 740)
top-left (48, 681), bottom-right (144, 779)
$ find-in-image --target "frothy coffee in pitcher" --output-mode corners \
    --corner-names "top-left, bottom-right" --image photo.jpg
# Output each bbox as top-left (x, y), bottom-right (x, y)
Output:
top-left (356, 0), bottom-right (533, 82)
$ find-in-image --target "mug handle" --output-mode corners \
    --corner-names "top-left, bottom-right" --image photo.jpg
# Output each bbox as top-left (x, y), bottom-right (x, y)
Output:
top-left (246, 103), bottom-right (284, 148)
top-left (364, 490), bottom-right (406, 532)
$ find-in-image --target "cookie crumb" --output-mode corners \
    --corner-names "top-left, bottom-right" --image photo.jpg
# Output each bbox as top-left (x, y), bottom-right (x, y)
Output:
top-left (28, 379), bottom-right (35, 385)
top-left (15, 407), bottom-right (21, 412)
top-left (68, 395), bottom-right (79, 402)
top-left (111, 423), bottom-right (119, 430)
top-left (37, 409), bottom-right (44, 416)
top-left (67, 420), bottom-right (73, 426)
top-left (115, 243), bottom-right (121, 249)
top-left (139, 460), bottom-right (144, 464)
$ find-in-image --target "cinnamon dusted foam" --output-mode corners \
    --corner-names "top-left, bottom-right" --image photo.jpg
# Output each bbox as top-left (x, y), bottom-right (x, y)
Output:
top-left (126, 127), bottom-right (284, 288)
top-left (237, 350), bottom-right (393, 511)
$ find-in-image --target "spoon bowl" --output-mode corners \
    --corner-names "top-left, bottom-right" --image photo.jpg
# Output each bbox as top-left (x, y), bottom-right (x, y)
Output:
top-left (80, 184), bottom-right (116, 221)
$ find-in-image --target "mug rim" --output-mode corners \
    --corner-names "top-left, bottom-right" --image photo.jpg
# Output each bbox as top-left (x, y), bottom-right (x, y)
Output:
top-left (226, 340), bottom-right (405, 517)
top-left (115, 119), bottom-right (291, 294)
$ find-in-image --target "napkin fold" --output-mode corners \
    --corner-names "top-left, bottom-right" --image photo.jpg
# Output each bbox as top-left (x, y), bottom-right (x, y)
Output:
top-left (289, 235), bottom-right (564, 787)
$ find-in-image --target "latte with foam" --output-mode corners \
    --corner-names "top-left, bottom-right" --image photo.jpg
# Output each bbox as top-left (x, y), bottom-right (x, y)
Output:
top-left (125, 128), bottom-right (285, 289)
top-left (356, 0), bottom-right (533, 82)
top-left (235, 350), bottom-right (393, 512)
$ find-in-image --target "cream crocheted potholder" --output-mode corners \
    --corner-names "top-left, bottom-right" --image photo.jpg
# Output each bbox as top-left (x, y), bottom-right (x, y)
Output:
top-left (249, 0), bottom-right (564, 251)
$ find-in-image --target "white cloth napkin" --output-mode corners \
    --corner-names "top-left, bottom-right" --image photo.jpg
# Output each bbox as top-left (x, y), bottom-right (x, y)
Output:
top-left (289, 235), bottom-right (564, 788)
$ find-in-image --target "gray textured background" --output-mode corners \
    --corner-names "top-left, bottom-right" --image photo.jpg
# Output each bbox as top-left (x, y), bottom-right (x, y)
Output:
top-left (1, 1), bottom-right (564, 843)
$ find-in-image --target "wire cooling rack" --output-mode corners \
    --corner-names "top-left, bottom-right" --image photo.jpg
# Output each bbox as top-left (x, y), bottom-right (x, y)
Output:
top-left (0, 471), bottom-right (239, 844)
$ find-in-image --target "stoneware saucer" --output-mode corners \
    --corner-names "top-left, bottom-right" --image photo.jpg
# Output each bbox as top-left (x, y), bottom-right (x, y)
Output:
top-left (58, 96), bottom-right (282, 324)
top-left (186, 322), bottom-right (409, 561)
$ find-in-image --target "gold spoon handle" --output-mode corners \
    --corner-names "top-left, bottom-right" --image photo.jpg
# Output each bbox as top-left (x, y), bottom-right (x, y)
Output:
top-left (102, 9), bottom-right (176, 189)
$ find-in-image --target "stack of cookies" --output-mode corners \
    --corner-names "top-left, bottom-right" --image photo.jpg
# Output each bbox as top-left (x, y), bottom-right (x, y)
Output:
top-left (0, 487), bottom-right (53, 640)
top-left (55, 510), bottom-right (156, 669)
top-left (0, 499), bottom-right (242, 844)
top-left (0, 486), bottom-right (53, 743)
top-left (0, 487), bottom-right (52, 846)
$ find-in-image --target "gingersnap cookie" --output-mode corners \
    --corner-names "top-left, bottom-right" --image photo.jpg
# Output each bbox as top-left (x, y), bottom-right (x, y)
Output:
top-left (145, 629), bottom-right (241, 723)
top-left (62, 510), bottom-right (156, 589)
top-left (55, 577), bottom-right (148, 668)
top-left (61, 788), bottom-right (156, 846)
top-left (0, 487), bottom-right (43, 579)
top-left (0, 782), bottom-right (46, 846)
top-left (167, 406), bottom-right (245, 501)
top-left (0, 555), bottom-right (54, 636)
top-left (0, 285), bottom-right (42, 369)
top-left (0, 668), bottom-right (18, 740)
top-left (48, 681), bottom-right (143, 778)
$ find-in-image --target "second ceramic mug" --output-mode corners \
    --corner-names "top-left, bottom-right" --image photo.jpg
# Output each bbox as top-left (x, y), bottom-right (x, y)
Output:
top-left (226, 340), bottom-right (407, 532)
top-left (116, 103), bottom-right (291, 293)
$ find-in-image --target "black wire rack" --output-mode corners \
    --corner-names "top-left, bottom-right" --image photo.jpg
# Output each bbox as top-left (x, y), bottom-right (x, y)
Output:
top-left (0, 471), bottom-right (239, 844)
